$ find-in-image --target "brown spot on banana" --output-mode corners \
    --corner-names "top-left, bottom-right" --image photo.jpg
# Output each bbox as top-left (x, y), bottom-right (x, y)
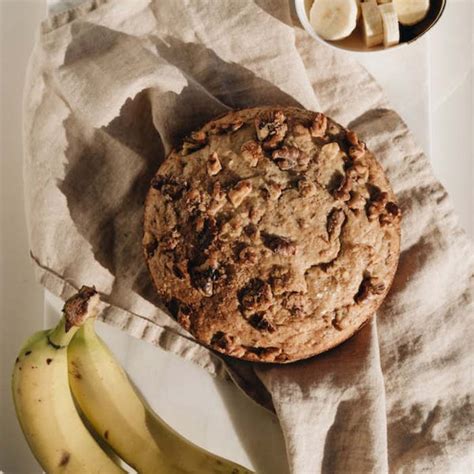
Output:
top-left (69, 360), bottom-right (82, 380)
top-left (58, 451), bottom-right (70, 467)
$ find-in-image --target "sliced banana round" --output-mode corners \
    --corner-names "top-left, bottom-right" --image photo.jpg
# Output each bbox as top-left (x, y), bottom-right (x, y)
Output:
top-left (361, 0), bottom-right (384, 48)
top-left (393, 0), bottom-right (430, 26)
top-left (310, 0), bottom-right (358, 41)
top-left (379, 3), bottom-right (400, 47)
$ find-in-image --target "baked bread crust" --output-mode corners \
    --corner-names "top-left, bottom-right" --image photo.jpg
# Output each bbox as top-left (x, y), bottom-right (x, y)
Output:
top-left (143, 107), bottom-right (401, 363)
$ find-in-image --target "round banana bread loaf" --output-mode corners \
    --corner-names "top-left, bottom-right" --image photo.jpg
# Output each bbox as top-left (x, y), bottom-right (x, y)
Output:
top-left (143, 107), bottom-right (401, 363)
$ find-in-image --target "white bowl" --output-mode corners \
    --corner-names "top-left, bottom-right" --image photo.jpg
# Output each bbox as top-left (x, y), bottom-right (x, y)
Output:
top-left (294, 0), bottom-right (447, 53)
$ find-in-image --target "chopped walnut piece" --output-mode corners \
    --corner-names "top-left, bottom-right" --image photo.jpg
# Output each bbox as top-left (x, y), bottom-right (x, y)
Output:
top-left (208, 199), bottom-right (225, 216)
top-left (190, 260), bottom-right (221, 297)
top-left (212, 120), bottom-right (244, 134)
top-left (182, 141), bottom-right (200, 154)
top-left (239, 278), bottom-right (273, 312)
top-left (272, 146), bottom-right (307, 170)
top-left (248, 313), bottom-right (276, 333)
top-left (380, 201), bottom-right (402, 225)
top-left (353, 161), bottom-right (368, 175)
top-left (215, 119), bottom-right (245, 133)
top-left (296, 151), bottom-right (311, 167)
top-left (208, 181), bottom-right (226, 215)
top-left (270, 266), bottom-right (293, 295)
top-left (292, 123), bottom-right (310, 137)
top-left (182, 130), bottom-right (208, 154)
top-left (193, 275), bottom-right (213, 297)
top-left (191, 130), bottom-right (206, 143)
top-left (297, 177), bottom-right (316, 197)
top-left (210, 331), bottom-right (235, 350)
top-left (348, 144), bottom-right (366, 160)
top-left (241, 140), bottom-right (263, 167)
top-left (355, 163), bottom-right (369, 182)
top-left (346, 159), bottom-right (369, 183)
top-left (229, 346), bottom-right (246, 357)
top-left (255, 110), bottom-right (286, 141)
top-left (262, 233), bottom-right (297, 256)
top-left (152, 175), bottom-right (189, 200)
top-left (243, 223), bottom-right (259, 240)
top-left (231, 120), bottom-right (244, 131)
top-left (211, 181), bottom-right (225, 200)
top-left (184, 187), bottom-right (200, 202)
top-left (183, 188), bottom-right (204, 212)
top-left (210, 334), bottom-right (245, 357)
top-left (272, 153), bottom-right (296, 170)
top-left (347, 190), bottom-right (367, 211)
top-left (219, 215), bottom-right (243, 240)
top-left (255, 110), bottom-right (288, 150)
top-left (367, 191), bottom-right (389, 221)
top-left (262, 180), bottom-right (283, 200)
top-left (346, 130), bottom-right (359, 146)
top-left (176, 304), bottom-right (192, 331)
top-left (327, 122), bottom-right (340, 136)
top-left (275, 353), bottom-right (290, 362)
top-left (333, 175), bottom-right (353, 201)
top-left (228, 180), bottom-right (252, 208)
top-left (210, 119), bottom-right (244, 134)
top-left (207, 152), bottom-right (222, 176)
top-left (354, 276), bottom-right (385, 303)
top-left (326, 208), bottom-right (345, 239)
top-left (238, 245), bottom-right (258, 264)
top-left (310, 112), bottom-right (328, 138)
top-left (290, 122), bottom-right (313, 151)
top-left (264, 131), bottom-right (288, 150)
top-left (255, 115), bottom-right (270, 141)
top-left (243, 345), bottom-right (282, 362)
top-left (161, 230), bottom-right (180, 251)
top-left (207, 123), bottom-right (219, 135)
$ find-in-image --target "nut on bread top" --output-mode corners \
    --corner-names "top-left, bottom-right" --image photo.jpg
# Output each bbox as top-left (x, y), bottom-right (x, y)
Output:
top-left (143, 107), bottom-right (401, 363)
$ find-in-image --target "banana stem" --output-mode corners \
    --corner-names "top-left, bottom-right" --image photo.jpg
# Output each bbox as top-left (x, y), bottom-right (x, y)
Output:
top-left (48, 286), bottom-right (100, 348)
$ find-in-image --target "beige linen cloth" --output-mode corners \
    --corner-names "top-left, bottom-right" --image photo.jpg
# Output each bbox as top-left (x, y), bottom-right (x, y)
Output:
top-left (23, 0), bottom-right (473, 472)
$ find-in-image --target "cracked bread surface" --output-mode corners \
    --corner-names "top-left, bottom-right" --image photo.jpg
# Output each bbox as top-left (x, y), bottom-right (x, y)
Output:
top-left (143, 107), bottom-right (401, 363)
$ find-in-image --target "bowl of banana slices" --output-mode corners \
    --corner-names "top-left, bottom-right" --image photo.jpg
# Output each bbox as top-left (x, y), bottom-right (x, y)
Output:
top-left (295, 0), bottom-right (446, 52)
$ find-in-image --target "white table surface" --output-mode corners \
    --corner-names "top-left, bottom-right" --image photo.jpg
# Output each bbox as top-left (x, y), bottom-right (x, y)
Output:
top-left (1, 1), bottom-right (472, 473)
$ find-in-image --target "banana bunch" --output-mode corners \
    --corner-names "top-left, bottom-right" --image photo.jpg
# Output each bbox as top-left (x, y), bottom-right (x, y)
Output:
top-left (12, 286), bottom-right (253, 474)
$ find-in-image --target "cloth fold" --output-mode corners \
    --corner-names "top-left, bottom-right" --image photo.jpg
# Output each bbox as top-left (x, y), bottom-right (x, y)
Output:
top-left (24, 0), bottom-right (473, 472)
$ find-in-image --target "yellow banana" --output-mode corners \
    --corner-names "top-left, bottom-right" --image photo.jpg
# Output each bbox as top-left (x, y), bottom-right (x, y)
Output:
top-left (68, 315), bottom-right (254, 474)
top-left (11, 286), bottom-right (125, 474)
